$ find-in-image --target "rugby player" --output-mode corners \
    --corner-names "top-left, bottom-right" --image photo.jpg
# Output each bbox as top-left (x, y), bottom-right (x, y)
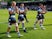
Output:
top-left (17, 3), bottom-right (28, 32)
top-left (19, 3), bottom-right (28, 22)
top-left (7, 1), bottom-right (23, 38)
top-left (34, 3), bottom-right (47, 30)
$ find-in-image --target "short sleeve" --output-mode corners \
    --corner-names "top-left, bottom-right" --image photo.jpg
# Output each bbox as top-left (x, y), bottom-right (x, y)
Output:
top-left (38, 9), bottom-right (42, 12)
top-left (8, 8), bottom-right (12, 11)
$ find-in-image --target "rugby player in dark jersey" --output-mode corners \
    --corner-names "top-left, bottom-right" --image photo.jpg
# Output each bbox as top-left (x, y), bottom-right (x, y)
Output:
top-left (34, 3), bottom-right (47, 30)
top-left (7, 1), bottom-right (23, 38)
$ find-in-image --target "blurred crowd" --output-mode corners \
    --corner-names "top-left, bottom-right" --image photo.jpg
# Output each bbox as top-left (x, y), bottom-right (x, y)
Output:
top-left (0, 1), bottom-right (52, 11)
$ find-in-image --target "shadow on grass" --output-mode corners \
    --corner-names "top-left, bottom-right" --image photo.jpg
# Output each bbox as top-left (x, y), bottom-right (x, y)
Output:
top-left (0, 35), bottom-right (20, 39)
top-left (0, 24), bottom-right (52, 35)
top-left (0, 27), bottom-right (33, 34)
top-left (0, 27), bottom-right (34, 39)
top-left (0, 24), bottom-right (52, 39)
top-left (44, 24), bottom-right (52, 26)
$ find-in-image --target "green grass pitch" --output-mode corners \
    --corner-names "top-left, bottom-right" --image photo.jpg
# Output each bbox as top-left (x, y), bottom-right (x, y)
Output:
top-left (0, 9), bottom-right (52, 39)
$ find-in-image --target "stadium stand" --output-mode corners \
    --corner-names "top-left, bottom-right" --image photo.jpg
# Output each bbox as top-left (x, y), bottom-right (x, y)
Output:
top-left (0, 0), bottom-right (52, 11)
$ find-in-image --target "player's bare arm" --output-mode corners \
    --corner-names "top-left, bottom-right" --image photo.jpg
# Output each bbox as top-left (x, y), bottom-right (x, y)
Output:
top-left (15, 6), bottom-right (19, 14)
top-left (25, 7), bottom-right (28, 12)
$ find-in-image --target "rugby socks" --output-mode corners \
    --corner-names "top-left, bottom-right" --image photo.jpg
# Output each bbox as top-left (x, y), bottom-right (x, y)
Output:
top-left (7, 32), bottom-right (12, 37)
top-left (40, 24), bottom-right (43, 27)
top-left (34, 20), bottom-right (38, 28)
top-left (40, 24), bottom-right (45, 30)
top-left (7, 32), bottom-right (10, 35)
top-left (22, 23), bottom-right (27, 32)
top-left (34, 24), bottom-right (36, 27)
top-left (17, 32), bottom-right (20, 35)
top-left (17, 32), bottom-right (23, 37)
top-left (22, 23), bottom-right (25, 30)
top-left (34, 23), bottom-right (36, 28)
